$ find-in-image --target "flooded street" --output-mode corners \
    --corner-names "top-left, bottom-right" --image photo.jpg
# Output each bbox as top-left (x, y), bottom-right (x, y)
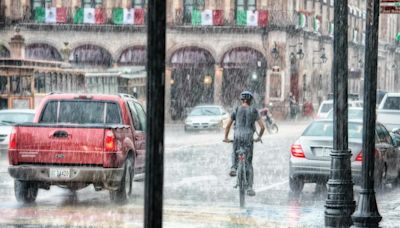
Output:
top-left (0, 122), bottom-right (398, 227)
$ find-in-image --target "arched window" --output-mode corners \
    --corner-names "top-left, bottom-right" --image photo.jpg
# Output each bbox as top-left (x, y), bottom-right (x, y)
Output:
top-left (25, 43), bottom-right (62, 61)
top-left (0, 45), bottom-right (10, 58)
top-left (236, 0), bottom-right (256, 12)
top-left (118, 46), bottom-right (146, 66)
top-left (183, 0), bottom-right (205, 24)
top-left (70, 44), bottom-right (112, 67)
top-left (31, 0), bottom-right (51, 8)
top-left (82, 0), bottom-right (103, 8)
top-left (132, 0), bottom-right (147, 8)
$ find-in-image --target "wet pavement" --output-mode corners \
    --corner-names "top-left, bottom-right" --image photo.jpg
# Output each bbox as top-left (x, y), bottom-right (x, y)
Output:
top-left (0, 120), bottom-right (399, 227)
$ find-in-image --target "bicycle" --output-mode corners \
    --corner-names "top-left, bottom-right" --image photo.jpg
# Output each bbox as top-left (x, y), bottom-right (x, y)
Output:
top-left (224, 138), bottom-right (261, 208)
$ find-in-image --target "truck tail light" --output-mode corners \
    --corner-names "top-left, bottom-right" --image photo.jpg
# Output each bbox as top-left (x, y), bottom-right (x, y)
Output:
top-left (104, 130), bottom-right (116, 152)
top-left (291, 144), bottom-right (305, 158)
top-left (9, 127), bottom-right (17, 150)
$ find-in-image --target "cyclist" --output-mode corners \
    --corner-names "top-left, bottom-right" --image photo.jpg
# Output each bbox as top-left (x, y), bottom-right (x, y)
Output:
top-left (223, 91), bottom-right (265, 196)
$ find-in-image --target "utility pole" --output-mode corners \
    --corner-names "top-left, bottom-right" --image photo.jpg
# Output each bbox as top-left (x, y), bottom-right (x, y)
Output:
top-left (324, 0), bottom-right (356, 227)
top-left (352, 0), bottom-right (382, 226)
top-left (144, 0), bottom-right (166, 228)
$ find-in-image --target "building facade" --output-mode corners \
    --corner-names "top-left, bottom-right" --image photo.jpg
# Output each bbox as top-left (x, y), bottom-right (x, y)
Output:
top-left (0, 0), bottom-right (399, 120)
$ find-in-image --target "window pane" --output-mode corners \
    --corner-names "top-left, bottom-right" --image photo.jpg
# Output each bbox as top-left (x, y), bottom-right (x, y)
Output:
top-left (106, 103), bottom-right (122, 124)
top-left (58, 101), bottom-right (105, 124)
top-left (128, 101), bottom-right (141, 130)
top-left (133, 102), bottom-right (146, 132)
top-left (39, 101), bottom-right (58, 123)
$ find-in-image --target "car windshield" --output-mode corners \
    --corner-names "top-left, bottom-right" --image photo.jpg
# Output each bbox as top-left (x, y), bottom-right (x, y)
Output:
top-left (327, 109), bottom-right (363, 119)
top-left (303, 121), bottom-right (363, 139)
top-left (189, 107), bottom-right (221, 116)
top-left (320, 103), bottom-right (333, 113)
top-left (0, 112), bottom-right (34, 125)
top-left (383, 97), bottom-right (400, 110)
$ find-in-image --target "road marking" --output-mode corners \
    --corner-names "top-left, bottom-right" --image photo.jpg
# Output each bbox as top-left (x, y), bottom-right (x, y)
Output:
top-left (255, 180), bottom-right (288, 193)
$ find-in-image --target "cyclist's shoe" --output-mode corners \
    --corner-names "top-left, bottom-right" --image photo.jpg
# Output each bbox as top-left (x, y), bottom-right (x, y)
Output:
top-left (247, 188), bottom-right (256, 196)
top-left (229, 168), bottom-right (237, 177)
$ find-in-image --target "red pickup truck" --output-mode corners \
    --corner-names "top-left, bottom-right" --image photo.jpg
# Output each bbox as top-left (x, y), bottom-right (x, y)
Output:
top-left (8, 93), bottom-right (146, 203)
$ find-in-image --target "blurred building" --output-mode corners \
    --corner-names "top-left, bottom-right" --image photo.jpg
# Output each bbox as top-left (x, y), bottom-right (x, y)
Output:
top-left (0, 0), bottom-right (399, 120)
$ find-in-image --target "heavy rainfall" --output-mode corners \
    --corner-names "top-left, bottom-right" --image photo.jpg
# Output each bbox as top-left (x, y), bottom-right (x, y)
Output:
top-left (0, 0), bottom-right (400, 227)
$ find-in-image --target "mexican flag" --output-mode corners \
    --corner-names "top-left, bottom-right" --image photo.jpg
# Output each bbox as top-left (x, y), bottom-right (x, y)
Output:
top-left (45, 7), bottom-right (56, 23)
top-left (297, 13), bottom-right (306, 28)
top-left (396, 32), bottom-right (400, 42)
top-left (35, 7), bottom-right (67, 23)
top-left (236, 10), bottom-right (267, 26)
top-left (123, 8), bottom-right (135, 25)
top-left (192, 9), bottom-right (224, 26)
top-left (236, 10), bottom-right (259, 26)
top-left (112, 8), bottom-right (144, 25)
top-left (34, 7), bottom-right (45, 23)
top-left (328, 22), bottom-right (334, 36)
top-left (74, 8), bottom-right (104, 24)
top-left (84, 8), bottom-right (95, 24)
top-left (313, 16), bottom-right (321, 33)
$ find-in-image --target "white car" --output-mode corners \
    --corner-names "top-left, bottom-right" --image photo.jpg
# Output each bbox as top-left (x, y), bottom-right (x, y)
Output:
top-left (317, 100), bottom-right (362, 119)
top-left (0, 109), bottom-right (35, 158)
top-left (184, 105), bottom-right (229, 131)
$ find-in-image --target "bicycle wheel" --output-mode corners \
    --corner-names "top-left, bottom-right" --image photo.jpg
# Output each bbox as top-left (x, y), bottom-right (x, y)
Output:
top-left (238, 163), bottom-right (245, 208)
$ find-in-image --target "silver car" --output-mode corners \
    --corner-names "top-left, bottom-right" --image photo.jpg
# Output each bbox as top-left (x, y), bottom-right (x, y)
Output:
top-left (184, 105), bottom-right (229, 132)
top-left (289, 119), bottom-right (400, 192)
top-left (0, 109), bottom-right (35, 158)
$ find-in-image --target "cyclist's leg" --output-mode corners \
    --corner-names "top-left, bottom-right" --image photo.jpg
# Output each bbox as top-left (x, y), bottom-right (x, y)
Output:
top-left (246, 143), bottom-right (255, 196)
top-left (246, 145), bottom-right (254, 188)
top-left (230, 141), bottom-right (239, 176)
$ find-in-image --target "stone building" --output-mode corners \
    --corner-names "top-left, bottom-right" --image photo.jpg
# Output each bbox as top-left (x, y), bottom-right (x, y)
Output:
top-left (0, 0), bottom-right (399, 120)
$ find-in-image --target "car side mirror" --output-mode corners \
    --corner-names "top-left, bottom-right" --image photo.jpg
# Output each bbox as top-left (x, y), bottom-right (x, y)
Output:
top-left (392, 128), bottom-right (400, 135)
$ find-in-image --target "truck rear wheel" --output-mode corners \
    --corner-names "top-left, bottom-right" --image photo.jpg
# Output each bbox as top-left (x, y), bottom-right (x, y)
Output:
top-left (14, 180), bottom-right (38, 203)
top-left (110, 156), bottom-right (134, 203)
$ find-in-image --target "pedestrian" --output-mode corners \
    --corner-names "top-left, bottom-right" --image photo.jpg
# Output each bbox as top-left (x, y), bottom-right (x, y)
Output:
top-left (223, 91), bottom-right (265, 196)
top-left (289, 93), bottom-right (297, 120)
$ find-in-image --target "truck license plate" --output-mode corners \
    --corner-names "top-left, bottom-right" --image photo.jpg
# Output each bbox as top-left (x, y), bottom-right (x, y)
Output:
top-left (49, 168), bottom-right (70, 178)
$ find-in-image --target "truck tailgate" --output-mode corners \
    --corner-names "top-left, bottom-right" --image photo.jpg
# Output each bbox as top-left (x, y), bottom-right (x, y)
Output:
top-left (11, 126), bottom-right (105, 165)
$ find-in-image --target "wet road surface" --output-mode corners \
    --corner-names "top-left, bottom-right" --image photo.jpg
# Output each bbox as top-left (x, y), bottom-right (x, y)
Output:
top-left (0, 121), bottom-right (400, 227)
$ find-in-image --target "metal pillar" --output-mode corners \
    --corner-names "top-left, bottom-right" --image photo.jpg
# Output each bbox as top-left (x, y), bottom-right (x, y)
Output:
top-left (144, 0), bottom-right (166, 227)
top-left (352, 0), bottom-right (382, 226)
top-left (325, 0), bottom-right (356, 227)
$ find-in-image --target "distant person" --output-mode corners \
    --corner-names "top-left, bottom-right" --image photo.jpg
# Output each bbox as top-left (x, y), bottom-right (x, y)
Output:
top-left (223, 91), bottom-right (265, 196)
top-left (289, 93), bottom-right (297, 120)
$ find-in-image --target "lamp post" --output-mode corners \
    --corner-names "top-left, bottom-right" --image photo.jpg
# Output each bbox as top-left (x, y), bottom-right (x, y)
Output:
top-left (145, 0), bottom-right (165, 227)
top-left (352, 0), bottom-right (382, 226)
top-left (271, 42), bottom-right (279, 59)
top-left (324, 0), bottom-right (356, 226)
top-left (289, 42), bottom-right (304, 61)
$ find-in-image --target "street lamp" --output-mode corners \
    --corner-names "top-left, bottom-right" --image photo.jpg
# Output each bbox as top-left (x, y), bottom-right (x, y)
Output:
top-left (271, 42), bottom-right (279, 59)
top-left (289, 42), bottom-right (304, 61)
top-left (204, 75), bottom-right (212, 85)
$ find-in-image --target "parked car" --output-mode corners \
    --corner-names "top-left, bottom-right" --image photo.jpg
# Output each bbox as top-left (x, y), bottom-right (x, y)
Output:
top-left (8, 93), bottom-right (146, 203)
top-left (289, 119), bottom-right (400, 193)
top-left (317, 100), bottom-right (362, 119)
top-left (0, 109), bottom-right (35, 158)
top-left (184, 105), bottom-right (229, 131)
top-left (377, 93), bottom-right (400, 131)
top-left (326, 107), bottom-right (363, 120)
